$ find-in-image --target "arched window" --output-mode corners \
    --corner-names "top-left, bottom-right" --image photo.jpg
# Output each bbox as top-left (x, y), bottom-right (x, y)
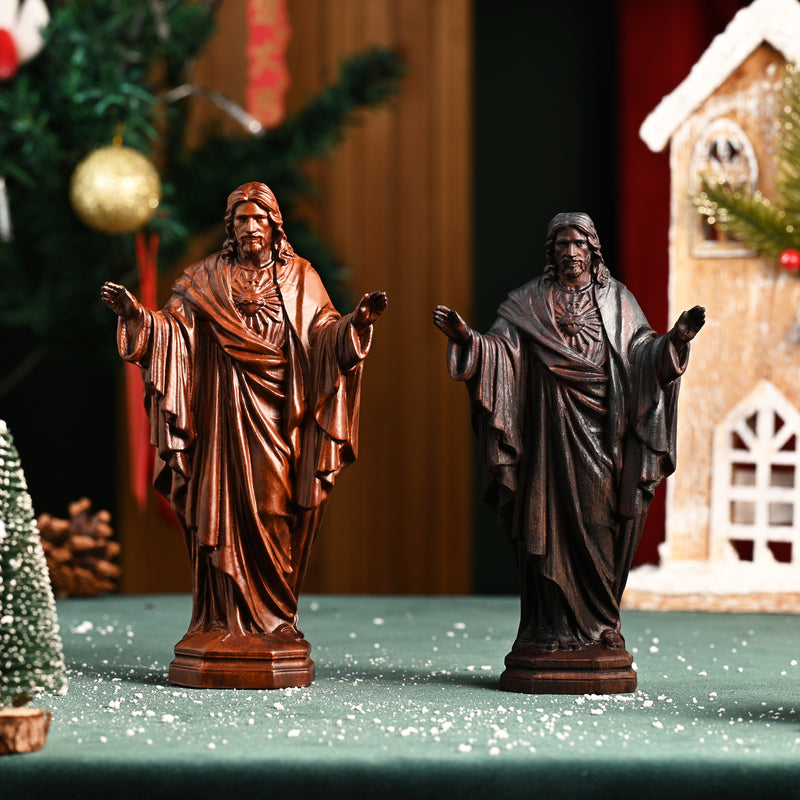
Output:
top-left (710, 381), bottom-right (800, 566)
top-left (689, 117), bottom-right (759, 258)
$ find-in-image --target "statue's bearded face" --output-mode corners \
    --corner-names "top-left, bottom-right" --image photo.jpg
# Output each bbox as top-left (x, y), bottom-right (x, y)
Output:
top-left (234, 201), bottom-right (274, 262)
top-left (553, 226), bottom-right (592, 284)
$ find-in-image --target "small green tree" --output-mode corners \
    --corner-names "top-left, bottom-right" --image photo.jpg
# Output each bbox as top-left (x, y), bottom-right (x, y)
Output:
top-left (0, 420), bottom-right (66, 708)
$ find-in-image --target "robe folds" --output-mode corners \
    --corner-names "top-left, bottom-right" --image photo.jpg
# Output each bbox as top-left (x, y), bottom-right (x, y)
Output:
top-left (117, 253), bottom-right (371, 636)
top-left (448, 275), bottom-right (688, 649)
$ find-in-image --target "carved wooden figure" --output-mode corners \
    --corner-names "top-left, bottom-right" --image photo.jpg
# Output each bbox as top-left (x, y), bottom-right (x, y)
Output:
top-left (433, 212), bottom-right (704, 694)
top-left (102, 182), bottom-right (387, 689)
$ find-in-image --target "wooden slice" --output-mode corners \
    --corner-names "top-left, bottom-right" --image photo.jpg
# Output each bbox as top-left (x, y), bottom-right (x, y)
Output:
top-left (0, 706), bottom-right (52, 755)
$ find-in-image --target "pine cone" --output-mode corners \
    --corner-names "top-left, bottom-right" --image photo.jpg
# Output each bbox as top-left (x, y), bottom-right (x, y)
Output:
top-left (37, 498), bottom-right (121, 597)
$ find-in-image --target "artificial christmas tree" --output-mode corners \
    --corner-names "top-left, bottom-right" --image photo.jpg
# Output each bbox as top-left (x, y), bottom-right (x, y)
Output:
top-left (0, 420), bottom-right (66, 754)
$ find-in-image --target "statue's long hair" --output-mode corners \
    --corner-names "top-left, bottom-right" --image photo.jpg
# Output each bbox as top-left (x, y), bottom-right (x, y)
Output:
top-left (543, 211), bottom-right (610, 286)
top-left (221, 182), bottom-right (294, 266)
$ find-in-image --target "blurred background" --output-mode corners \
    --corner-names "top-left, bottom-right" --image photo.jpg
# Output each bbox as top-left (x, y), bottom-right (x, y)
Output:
top-left (0, 0), bottom-right (748, 597)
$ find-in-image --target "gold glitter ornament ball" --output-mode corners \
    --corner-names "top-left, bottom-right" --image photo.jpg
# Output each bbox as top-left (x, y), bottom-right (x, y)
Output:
top-left (69, 145), bottom-right (162, 234)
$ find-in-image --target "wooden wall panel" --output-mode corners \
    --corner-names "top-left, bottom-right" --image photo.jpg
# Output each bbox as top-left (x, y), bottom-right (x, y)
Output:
top-left (285, 0), bottom-right (474, 594)
top-left (119, 0), bottom-right (473, 596)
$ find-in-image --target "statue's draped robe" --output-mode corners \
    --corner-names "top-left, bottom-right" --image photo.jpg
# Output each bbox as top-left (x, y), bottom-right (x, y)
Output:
top-left (118, 254), bottom-right (370, 637)
top-left (448, 276), bottom-right (687, 649)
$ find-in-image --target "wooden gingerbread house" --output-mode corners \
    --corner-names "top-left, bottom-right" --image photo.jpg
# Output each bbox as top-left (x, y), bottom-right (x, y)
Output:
top-left (624, 0), bottom-right (800, 611)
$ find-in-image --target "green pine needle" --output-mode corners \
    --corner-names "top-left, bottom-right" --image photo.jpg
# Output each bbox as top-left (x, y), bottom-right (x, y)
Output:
top-left (0, 421), bottom-right (67, 708)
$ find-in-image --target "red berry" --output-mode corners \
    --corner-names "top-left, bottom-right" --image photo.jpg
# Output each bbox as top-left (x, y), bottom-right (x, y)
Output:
top-left (0, 30), bottom-right (19, 81)
top-left (779, 248), bottom-right (800, 272)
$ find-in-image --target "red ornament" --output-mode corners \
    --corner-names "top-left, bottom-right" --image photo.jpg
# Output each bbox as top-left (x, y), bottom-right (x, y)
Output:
top-left (779, 248), bottom-right (800, 272)
top-left (0, 29), bottom-right (20, 81)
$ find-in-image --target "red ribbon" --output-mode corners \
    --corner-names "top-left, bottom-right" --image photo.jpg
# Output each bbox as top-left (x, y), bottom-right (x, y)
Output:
top-left (246, 0), bottom-right (291, 128)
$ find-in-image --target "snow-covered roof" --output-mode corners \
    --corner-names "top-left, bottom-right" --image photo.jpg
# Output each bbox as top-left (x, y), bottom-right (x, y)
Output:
top-left (640, 0), bottom-right (800, 153)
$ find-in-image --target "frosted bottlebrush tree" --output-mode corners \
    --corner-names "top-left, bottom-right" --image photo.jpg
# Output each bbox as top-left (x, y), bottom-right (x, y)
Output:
top-left (0, 420), bottom-right (66, 753)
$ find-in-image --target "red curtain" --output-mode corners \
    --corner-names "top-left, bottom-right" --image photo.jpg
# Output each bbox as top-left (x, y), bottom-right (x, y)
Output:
top-left (617, 0), bottom-right (747, 564)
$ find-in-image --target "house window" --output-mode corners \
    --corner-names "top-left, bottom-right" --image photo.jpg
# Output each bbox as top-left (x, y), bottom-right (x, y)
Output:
top-left (710, 381), bottom-right (800, 566)
top-left (689, 117), bottom-right (759, 258)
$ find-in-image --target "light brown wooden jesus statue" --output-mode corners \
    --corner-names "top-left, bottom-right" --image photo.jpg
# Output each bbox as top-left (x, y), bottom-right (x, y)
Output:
top-left (102, 181), bottom-right (387, 689)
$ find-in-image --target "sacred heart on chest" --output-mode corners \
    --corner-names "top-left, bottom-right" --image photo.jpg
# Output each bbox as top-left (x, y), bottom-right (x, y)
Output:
top-left (235, 288), bottom-right (265, 317)
top-left (555, 295), bottom-right (588, 337)
top-left (557, 314), bottom-right (585, 337)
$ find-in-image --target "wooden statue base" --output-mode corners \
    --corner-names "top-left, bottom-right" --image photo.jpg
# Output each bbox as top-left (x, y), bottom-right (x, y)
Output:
top-left (499, 643), bottom-right (637, 695)
top-left (0, 707), bottom-right (52, 755)
top-left (168, 630), bottom-right (315, 689)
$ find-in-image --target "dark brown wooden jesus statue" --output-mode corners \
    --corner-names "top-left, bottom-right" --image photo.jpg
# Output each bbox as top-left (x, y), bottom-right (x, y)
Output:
top-left (102, 181), bottom-right (387, 689)
top-left (433, 212), bottom-right (704, 694)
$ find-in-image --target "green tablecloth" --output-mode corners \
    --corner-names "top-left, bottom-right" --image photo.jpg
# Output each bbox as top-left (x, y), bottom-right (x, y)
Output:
top-left (3, 595), bottom-right (799, 799)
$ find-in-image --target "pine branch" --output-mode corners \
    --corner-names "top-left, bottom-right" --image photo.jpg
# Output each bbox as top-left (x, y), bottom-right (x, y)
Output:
top-left (694, 180), bottom-right (796, 258)
top-left (775, 63), bottom-right (800, 224)
top-left (268, 47), bottom-right (406, 161)
top-left (168, 47), bottom-right (406, 237)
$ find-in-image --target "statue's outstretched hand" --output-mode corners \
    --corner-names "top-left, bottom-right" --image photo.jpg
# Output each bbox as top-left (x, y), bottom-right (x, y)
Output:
top-left (353, 291), bottom-right (388, 333)
top-left (101, 282), bottom-right (142, 320)
top-left (671, 305), bottom-right (706, 347)
top-left (432, 305), bottom-right (472, 345)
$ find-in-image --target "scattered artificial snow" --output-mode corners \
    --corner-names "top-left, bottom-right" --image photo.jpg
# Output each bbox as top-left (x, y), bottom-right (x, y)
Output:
top-left (73, 621), bottom-right (94, 634)
top-left (39, 598), bottom-right (800, 764)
